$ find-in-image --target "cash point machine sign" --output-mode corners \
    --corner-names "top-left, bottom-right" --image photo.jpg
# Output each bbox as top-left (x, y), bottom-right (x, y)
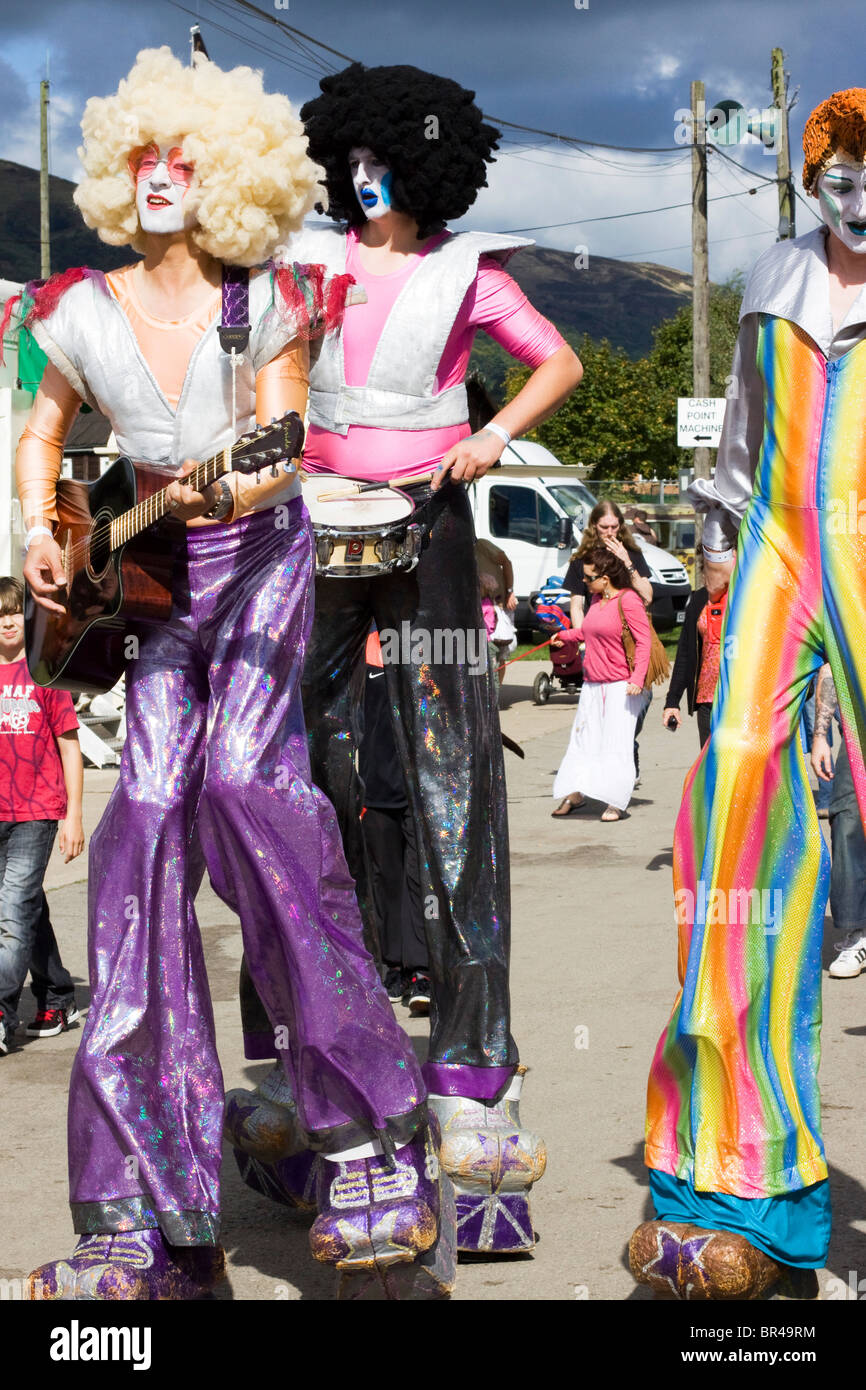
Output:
top-left (677, 397), bottom-right (727, 448)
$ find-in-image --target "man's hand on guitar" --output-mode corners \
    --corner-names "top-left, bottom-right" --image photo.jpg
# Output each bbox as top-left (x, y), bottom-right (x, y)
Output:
top-left (165, 460), bottom-right (219, 522)
top-left (23, 536), bottom-right (68, 615)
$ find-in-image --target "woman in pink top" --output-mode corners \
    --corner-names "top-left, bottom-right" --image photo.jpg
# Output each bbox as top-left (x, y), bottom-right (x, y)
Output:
top-left (552, 547), bottom-right (651, 821)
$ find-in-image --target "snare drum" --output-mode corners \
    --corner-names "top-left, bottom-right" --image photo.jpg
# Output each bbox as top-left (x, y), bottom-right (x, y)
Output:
top-left (302, 475), bottom-right (424, 578)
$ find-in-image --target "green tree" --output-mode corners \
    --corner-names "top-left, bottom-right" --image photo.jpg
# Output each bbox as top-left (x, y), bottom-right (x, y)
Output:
top-left (505, 273), bottom-right (746, 480)
top-left (505, 334), bottom-right (673, 480)
top-left (647, 273), bottom-right (744, 473)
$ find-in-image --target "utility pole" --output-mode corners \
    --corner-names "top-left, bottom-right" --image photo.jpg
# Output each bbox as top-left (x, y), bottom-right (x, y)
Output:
top-left (691, 80), bottom-right (711, 579)
top-left (39, 78), bottom-right (50, 280)
top-left (771, 48), bottom-right (795, 240)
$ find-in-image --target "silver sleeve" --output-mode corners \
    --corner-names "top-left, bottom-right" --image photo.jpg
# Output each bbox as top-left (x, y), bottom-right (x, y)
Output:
top-left (686, 314), bottom-right (763, 553)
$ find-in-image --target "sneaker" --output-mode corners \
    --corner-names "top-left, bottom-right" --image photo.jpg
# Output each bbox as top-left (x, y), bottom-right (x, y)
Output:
top-left (829, 930), bottom-right (866, 979)
top-left (0, 1013), bottom-right (8, 1055)
top-left (382, 966), bottom-right (406, 1002)
top-left (26, 1005), bottom-right (81, 1037)
top-left (402, 972), bottom-right (431, 1016)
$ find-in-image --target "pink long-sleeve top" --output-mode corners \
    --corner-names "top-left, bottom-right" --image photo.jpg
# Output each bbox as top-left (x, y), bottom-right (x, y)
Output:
top-left (302, 228), bottom-right (565, 482)
top-left (565, 588), bottom-right (651, 687)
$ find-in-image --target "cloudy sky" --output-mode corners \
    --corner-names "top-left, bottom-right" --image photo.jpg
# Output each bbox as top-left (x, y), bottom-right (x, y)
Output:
top-left (1, 0), bottom-right (857, 282)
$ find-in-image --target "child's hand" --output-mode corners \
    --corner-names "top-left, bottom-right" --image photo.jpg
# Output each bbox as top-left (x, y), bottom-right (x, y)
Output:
top-left (59, 815), bottom-right (85, 863)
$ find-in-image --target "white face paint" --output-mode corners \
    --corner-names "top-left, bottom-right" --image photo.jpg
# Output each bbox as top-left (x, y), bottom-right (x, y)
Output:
top-left (817, 159), bottom-right (866, 254)
top-left (348, 145), bottom-right (393, 221)
top-left (132, 141), bottom-right (196, 235)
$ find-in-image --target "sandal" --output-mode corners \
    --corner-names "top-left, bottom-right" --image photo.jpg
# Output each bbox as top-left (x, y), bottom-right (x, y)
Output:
top-left (601, 806), bottom-right (623, 821)
top-left (552, 795), bottom-right (584, 818)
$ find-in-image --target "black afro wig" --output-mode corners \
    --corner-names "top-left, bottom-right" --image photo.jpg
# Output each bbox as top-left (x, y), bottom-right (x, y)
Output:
top-left (300, 63), bottom-right (500, 238)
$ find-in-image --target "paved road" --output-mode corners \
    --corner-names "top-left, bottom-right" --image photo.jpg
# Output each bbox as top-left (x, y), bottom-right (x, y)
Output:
top-left (1, 664), bottom-right (863, 1300)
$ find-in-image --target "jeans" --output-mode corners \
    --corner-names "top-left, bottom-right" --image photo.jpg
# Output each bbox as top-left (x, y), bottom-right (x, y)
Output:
top-left (801, 687), bottom-right (834, 811)
top-left (0, 819), bottom-right (73, 1033)
top-left (828, 739), bottom-right (866, 935)
top-left (634, 689), bottom-right (652, 776)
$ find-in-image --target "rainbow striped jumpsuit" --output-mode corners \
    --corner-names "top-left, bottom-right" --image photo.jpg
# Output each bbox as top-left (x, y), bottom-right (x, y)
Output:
top-left (644, 228), bottom-right (866, 1266)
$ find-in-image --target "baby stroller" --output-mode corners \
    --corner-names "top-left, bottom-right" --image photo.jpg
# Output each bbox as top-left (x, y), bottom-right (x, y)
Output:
top-left (529, 576), bottom-right (584, 704)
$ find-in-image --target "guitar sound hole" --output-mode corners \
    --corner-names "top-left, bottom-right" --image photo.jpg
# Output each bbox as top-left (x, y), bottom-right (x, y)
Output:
top-left (86, 511), bottom-right (113, 582)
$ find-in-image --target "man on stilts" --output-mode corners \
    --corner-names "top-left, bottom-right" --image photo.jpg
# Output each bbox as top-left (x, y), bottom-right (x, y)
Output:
top-left (15, 47), bottom-right (451, 1300)
top-left (226, 61), bottom-right (583, 1255)
top-left (631, 89), bottom-right (866, 1299)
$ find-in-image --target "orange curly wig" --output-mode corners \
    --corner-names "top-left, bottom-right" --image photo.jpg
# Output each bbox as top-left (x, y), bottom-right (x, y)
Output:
top-left (803, 88), bottom-right (866, 193)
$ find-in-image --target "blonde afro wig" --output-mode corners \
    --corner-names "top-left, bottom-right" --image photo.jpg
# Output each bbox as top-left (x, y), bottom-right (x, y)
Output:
top-left (803, 88), bottom-right (866, 193)
top-left (73, 46), bottom-right (327, 266)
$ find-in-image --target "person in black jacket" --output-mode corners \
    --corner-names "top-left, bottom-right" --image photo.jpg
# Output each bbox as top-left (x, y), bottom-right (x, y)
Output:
top-left (663, 556), bottom-right (734, 746)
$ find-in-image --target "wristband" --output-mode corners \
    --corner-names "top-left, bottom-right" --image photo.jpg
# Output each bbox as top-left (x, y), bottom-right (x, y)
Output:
top-left (24, 525), bottom-right (54, 552)
top-left (204, 478), bottom-right (234, 521)
top-left (702, 544), bottom-right (734, 564)
top-left (483, 422), bottom-right (512, 447)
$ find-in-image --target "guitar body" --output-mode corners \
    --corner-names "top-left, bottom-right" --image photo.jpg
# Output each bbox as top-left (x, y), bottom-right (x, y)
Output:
top-left (25, 456), bottom-right (183, 694)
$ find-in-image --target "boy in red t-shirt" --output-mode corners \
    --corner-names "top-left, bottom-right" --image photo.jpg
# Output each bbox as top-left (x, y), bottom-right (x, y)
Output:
top-left (0, 577), bottom-right (84, 1053)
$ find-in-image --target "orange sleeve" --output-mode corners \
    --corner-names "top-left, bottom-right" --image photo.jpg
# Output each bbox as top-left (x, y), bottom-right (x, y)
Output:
top-left (15, 362), bottom-right (83, 527)
top-left (229, 339), bottom-right (309, 520)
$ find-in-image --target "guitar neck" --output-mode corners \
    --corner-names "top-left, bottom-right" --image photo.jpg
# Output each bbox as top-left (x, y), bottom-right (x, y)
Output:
top-left (108, 448), bottom-right (233, 551)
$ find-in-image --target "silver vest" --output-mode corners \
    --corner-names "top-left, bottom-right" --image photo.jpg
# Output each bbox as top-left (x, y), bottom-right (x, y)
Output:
top-left (33, 270), bottom-right (301, 501)
top-left (287, 226), bottom-right (533, 435)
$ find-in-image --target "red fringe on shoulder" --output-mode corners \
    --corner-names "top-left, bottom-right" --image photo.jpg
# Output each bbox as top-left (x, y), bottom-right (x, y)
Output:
top-left (0, 266), bottom-right (108, 365)
top-left (24, 267), bottom-right (108, 325)
top-left (274, 262), bottom-right (355, 340)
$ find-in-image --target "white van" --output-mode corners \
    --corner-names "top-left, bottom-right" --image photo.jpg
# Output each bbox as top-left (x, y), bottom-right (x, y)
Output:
top-left (468, 440), bottom-right (691, 632)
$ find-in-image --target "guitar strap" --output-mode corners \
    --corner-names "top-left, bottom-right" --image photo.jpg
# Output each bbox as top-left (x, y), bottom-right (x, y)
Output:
top-left (218, 266), bottom-right (251, 444)
top-left (218, 266), bottom-right (251, 355)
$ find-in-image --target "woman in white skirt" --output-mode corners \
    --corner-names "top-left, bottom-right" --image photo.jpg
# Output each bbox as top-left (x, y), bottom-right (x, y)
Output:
top-left (551, 546), bottom-right (651, 821)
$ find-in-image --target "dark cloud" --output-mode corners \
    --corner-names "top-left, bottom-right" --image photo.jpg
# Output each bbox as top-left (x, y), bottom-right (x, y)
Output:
top-left (0, 0), bottom-right (854, 275)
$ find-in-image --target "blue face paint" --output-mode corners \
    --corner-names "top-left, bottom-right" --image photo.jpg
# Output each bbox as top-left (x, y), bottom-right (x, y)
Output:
top-left (380, 171), bottom-right (393, 208)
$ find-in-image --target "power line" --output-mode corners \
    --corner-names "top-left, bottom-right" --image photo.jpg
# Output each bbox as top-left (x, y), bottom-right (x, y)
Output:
top-left (617, 226), bottom-right (779, 259)
top-left (795, 187), bottom-right (823, 225)
top-left (708, 143), bottom-right (780, 185)
top-left (224, 0), bottom-right (356, 63)
top-left (501, 186), bottom-right (776, 234)
top-left (163, 0), bottom-right (332, 82)
top-left (484, 113), bottom-right (685, 155)
top-left (497, 144), bottom-right (692, 178)
top-left (208, 0), bottom-right (335, 75)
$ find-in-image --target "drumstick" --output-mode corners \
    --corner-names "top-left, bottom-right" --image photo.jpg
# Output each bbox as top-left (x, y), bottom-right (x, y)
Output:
top-left (318, 470), bottom-right (436, 502)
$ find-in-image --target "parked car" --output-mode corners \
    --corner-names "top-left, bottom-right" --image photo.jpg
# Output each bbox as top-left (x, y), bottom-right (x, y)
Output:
top-left (468, 443), bottom-right (692, 633)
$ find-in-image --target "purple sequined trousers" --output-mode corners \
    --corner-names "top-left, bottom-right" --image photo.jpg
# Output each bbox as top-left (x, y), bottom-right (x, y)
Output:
top-left (68, 502), bottom-right (425, 1245)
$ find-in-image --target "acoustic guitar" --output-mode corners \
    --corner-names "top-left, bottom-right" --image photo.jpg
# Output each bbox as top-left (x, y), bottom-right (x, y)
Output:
top-left (25, 412), bottom-right (304, 694)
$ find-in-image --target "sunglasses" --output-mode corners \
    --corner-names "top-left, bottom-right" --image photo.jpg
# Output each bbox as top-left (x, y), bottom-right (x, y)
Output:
top-left (128, 143), bottom-right (194, 187)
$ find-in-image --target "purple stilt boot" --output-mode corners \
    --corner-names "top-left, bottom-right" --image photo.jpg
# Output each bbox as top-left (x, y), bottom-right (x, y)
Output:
top-left (27, 1230), bottom-right (225, 1301)
top-left (430, 1067), bottom-right (546, 1254)
top-left (310, 1120), bottom-right (456, 1299)
top-left (224, 1064), bottom-right (322, 1211)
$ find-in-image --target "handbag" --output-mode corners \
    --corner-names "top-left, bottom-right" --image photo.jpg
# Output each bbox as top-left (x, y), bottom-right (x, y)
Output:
top-left (617, 596), bottom-right (671, 689)
top-left (492, 605), bottom-right (517, 651)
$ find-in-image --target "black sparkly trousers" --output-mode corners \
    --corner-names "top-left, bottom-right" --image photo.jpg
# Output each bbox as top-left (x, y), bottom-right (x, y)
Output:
top-left (241, 482), bottom-right (517, 1079)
